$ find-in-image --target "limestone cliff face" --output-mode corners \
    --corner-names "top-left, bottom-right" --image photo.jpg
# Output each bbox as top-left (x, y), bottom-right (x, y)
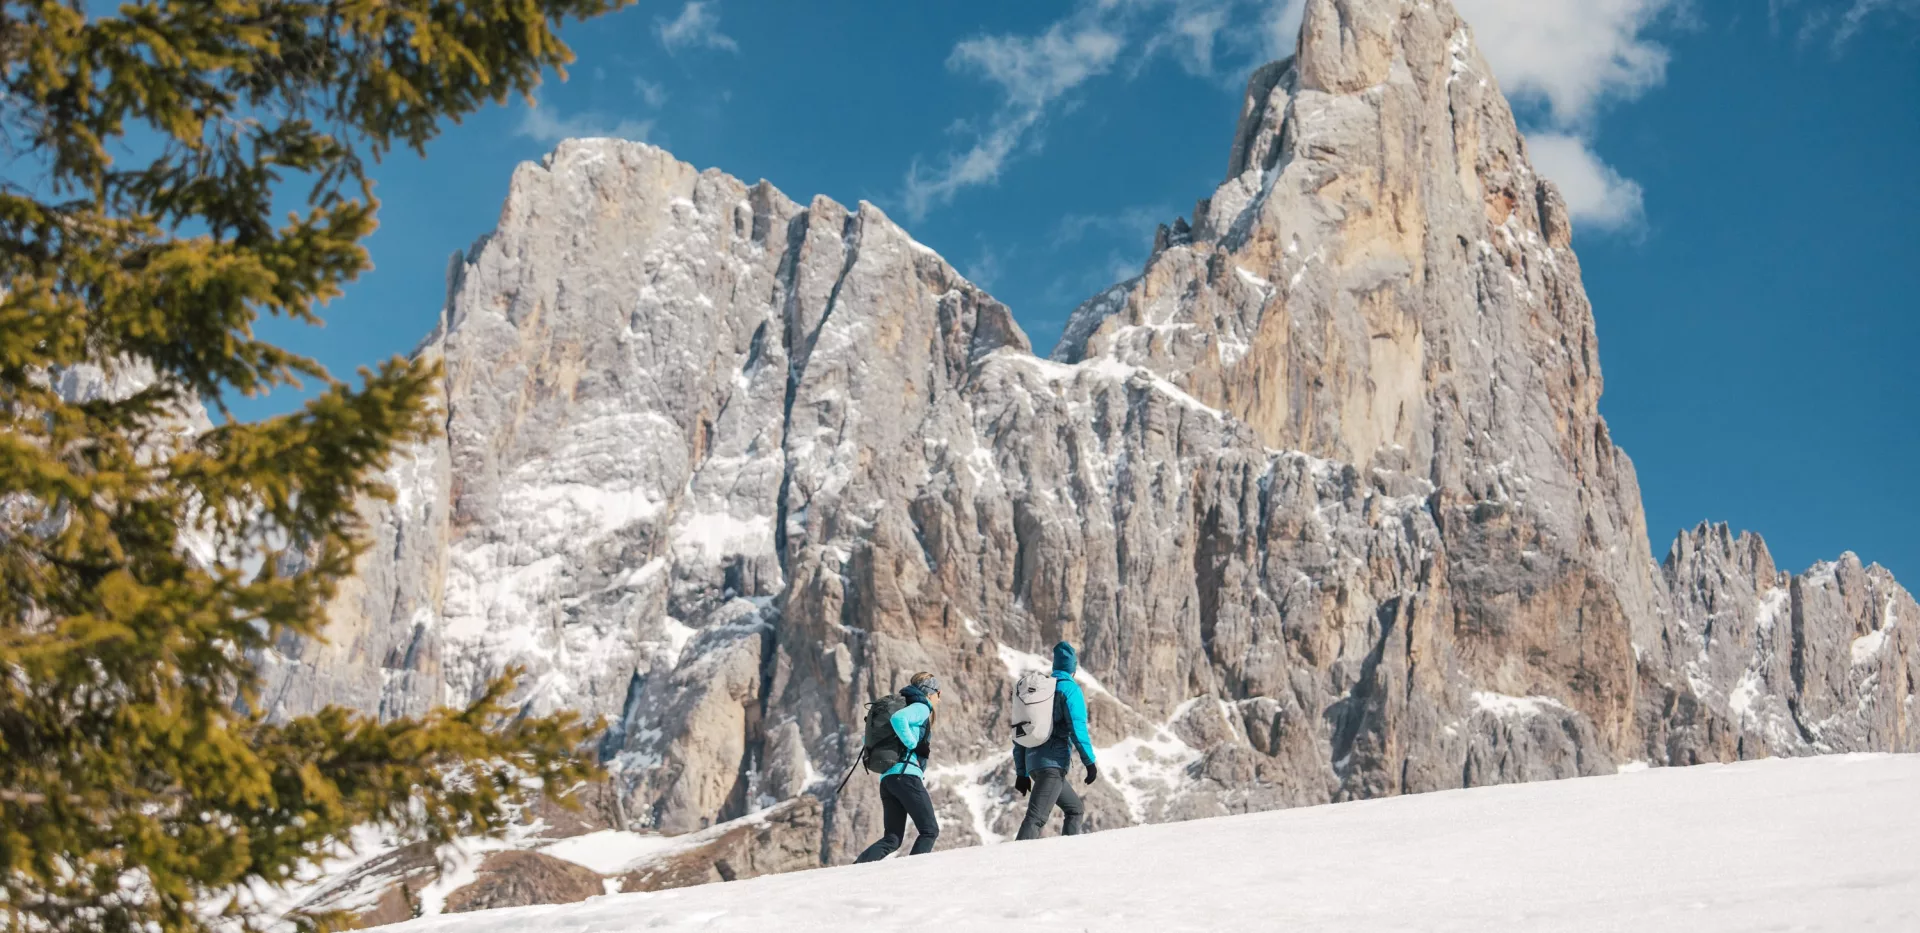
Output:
top-left (264, 0), bottom-right (1916, 910)
top-left (1057, 0), bottom-right (1661, 767)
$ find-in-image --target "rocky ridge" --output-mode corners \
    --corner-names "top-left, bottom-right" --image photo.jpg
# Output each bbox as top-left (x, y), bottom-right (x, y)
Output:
top-left (258, 0), bottom-right (1915, 922)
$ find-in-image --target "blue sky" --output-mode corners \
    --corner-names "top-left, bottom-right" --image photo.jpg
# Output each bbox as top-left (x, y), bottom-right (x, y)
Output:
top-left (230, 0), bottom-right (1919, 581)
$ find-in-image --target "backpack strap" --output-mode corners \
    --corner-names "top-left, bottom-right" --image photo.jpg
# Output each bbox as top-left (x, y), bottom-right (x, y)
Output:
top-left (895, 696), bottom-right (930, 773)
top-left (832, 751), bottom-right (864, 796)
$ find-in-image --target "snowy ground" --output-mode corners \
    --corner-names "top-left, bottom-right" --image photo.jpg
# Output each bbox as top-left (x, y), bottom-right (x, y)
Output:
top-left (374, 754), bottom-right (1920, 932)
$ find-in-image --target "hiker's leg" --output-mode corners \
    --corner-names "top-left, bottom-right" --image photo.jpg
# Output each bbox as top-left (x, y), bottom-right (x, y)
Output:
top-left (1015, 768), bottom-right (1066, 841)
top-left (894, 775), bottom-right (941, 856)
top-left (1055, 775), bottom-right (1086, 836)
top-left (854, 776), bottom-right (909, 863)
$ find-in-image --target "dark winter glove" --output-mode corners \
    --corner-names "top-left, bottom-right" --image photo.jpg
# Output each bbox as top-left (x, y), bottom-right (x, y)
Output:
top-left (1084, 763), bottom-right (1099, 785)
top-left (1014, 775), bottom-right (1032, 796)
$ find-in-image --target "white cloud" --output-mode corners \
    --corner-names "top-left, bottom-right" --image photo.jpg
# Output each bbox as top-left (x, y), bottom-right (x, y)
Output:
top-left (657, 1), bottom-right (738, 54)
top-left (1170, 7), bottom-right (1230, 72)
top-left (903, 22), bottom-right (1123, 219)
top-left (1525, 133), bottom-right (1644, 232)
top-left (1451, 0), bottom-right (1675, 127)
top-left (634, 78), bottom-right (669, 109)
top-left (950, 24), bottom-right (1125, 110)
top-left (516, 97), bottom-right (653, 144)
top-left (1141, 1), bottom-right (1235, 76)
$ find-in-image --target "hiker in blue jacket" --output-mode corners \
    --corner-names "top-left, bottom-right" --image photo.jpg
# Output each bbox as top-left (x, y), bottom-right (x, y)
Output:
top-left (855, 672), bottom-right (943, 862)
top-left (1012, 642), bottom-right (1098, 840)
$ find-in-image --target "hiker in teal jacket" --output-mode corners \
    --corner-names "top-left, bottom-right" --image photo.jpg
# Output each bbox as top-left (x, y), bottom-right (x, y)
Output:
top-left (856, 673), bottom-right (942, 861)
top-left (883, 688), bottom-right (932, 778)
top-left (1012, 642), bottom-right (1098, 839)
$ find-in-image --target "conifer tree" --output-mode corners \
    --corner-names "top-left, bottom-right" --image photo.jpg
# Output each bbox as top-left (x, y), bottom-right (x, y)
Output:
top-left (1, 2), bottom-right (629, 930)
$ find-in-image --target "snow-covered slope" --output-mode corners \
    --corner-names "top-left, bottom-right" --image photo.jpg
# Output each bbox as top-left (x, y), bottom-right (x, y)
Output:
top-left (375, 754), bottom-right (1920, 932)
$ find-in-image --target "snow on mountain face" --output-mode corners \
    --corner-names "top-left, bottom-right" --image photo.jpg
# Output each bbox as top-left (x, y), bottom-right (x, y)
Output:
top-left (259, 0), bottom-right (1918, 920)
top-left (378, 754), bottom-right (1920, 933)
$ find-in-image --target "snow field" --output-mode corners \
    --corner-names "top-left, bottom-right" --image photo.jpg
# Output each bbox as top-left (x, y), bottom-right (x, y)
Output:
top-left (373, 753), bottom-right (1920, 932)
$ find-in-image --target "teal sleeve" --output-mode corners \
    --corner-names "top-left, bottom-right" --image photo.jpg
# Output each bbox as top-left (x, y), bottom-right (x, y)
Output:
top-left (890, 703), bottom-right (929, 756)
top-left (1064, 682), bottom-right (1096, 765)
top-left (1013, 742), bottom-right (1028, 777)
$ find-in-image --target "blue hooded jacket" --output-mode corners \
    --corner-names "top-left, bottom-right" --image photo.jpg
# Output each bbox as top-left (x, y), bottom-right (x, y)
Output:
top-left (1013, 642), bottom-right (1097, 777)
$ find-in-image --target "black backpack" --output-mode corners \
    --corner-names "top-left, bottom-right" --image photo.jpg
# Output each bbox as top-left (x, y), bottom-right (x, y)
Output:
top-left (832, 693), bottom-right (933, 795)
top-left (860, 694), bottom-right (912, 774)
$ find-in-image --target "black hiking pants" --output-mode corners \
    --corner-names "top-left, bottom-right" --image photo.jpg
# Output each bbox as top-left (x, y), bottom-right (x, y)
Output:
top-left (1015, 766), bottom-right (1085, 840)
top-left (856, 773), bottom-right (940, 862)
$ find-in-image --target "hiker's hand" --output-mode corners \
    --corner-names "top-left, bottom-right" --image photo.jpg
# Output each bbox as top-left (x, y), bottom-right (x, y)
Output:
top-left (1084, 763), bottom-right (1099, 785)
top-left (1014, 775), bottom-right (1032, 796)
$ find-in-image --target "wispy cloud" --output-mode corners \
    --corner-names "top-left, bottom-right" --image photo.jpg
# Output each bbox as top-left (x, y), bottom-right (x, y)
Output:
top-left (890, 0), bottom-right (1355, 221)
top-left (1836, 0), bottom-right (1917, 41)
top-left (634, 78), bottom-right (669, 109)
top-left (902, 20), bottom-right (1123, 220)
top-left (1776, 0), bottom-right (1920, 47)
top-left (953, 22), bottom-right (1126, 109)
top-left (965, 244), bottom-right (1007, 291)
top-left (906, 0), bottom-right (1320, 222)
top-left (516, 97), bottom-right (653, 144)
top-left (1139, 0), bottom-right (1238, 78)
top-left (1042, 206), bottom-right (1163, 307)
top-left (1042, 248), bottom-right (1145, 309)
top-left (1051, 205), bottom-right (1172, 247)
top-left (657, 1), bottom-right (738, 54)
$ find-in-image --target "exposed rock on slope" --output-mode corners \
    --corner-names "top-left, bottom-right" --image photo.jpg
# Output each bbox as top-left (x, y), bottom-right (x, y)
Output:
top-left (262, 0), bottom-right (1916, 915)
top-left (441, 852), bottom-right (603, 914)
top-left (617, 797), bottom-right (824, 893)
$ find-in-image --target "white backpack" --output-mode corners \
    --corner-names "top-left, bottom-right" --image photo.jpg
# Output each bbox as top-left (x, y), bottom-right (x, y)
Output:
top-left (1010, 671), bottom-right (1058, 748)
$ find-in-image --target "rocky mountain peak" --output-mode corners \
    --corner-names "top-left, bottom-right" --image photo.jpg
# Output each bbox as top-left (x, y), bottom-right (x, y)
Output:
top-left (1059, 0), bottom-right (1581, 479)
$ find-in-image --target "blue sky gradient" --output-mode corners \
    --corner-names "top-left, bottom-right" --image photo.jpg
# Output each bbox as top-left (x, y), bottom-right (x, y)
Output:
top-left (222, 0), bottom-right (1917, 580)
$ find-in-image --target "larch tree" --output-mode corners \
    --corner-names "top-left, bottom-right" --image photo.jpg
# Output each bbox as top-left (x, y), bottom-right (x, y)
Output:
top-left (0, 2), bottom-right (632, 931)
